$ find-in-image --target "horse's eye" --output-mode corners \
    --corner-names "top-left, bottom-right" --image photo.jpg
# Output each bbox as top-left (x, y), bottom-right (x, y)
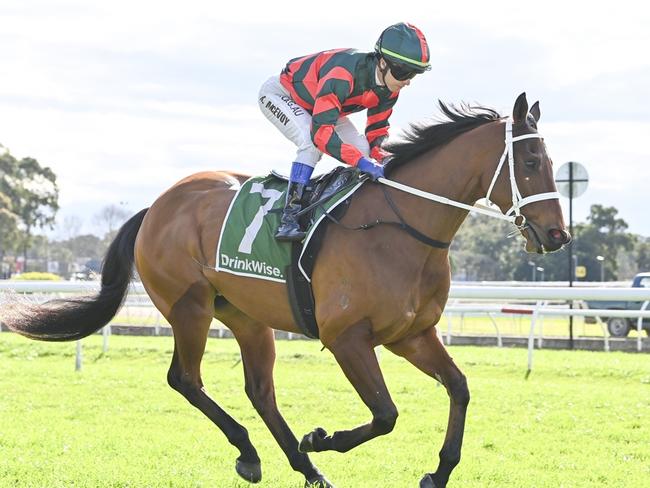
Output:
top-left (524, 160), bottom-right (539, 169)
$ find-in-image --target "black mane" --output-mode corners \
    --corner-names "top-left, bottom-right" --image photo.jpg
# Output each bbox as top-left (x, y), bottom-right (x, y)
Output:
top-left (384, 101), bottom-right (501, 174)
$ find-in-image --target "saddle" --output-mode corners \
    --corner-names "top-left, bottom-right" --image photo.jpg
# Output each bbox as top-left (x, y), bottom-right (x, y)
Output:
top-left (271, 166), bottom-right (359, 226)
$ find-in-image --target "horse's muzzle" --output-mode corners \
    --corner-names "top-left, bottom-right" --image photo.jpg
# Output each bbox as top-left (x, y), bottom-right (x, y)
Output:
top-left (548, 228), bottom-right (571, 247)
top-left (524, 224), bottom-right (571, 253)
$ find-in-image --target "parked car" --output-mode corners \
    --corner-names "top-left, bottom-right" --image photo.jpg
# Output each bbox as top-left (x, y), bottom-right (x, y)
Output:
top-left (70, 269), bottom-right (98, 281)
top-left (584, 272), bottom-right (650, 337)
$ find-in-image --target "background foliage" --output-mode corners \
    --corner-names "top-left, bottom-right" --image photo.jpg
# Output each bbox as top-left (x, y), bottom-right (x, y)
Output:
top-left (0, 144), bottom-right (58, 270)
top-left (452, 204), bottom-right (650, 281)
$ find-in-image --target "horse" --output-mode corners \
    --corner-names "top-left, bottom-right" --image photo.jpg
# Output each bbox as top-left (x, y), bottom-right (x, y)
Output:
top-left (2, 93), bottom-right (570, 488)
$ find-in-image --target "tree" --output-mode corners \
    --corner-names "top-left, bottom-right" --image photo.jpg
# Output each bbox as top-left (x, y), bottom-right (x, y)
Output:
top-left (0, 148), bottom-right (59, 271)
top-left (94, 204), bottom-right (129, 238)
top-left (451, 204), bottom-right (642, 282)
top-left (451, 214), bottom-right (525, 280)
top-left (46, 234), bottom-right (106, 279)
top-left (0, 192), bottom-right (19, 277)
top-left (60, 215), bottom-right (83, 241)
top-left (587, 205), bottom-right (629, 234)
top-left (0, 146), bottom-right (20, 261)
top-left (65, 234), bottom-right (105, 259)
top-left (0, 190), bottom-right (19, 253)
top-left (634, 237), bottom-right (650, 272)
top-left (572, 205), bottom-right (634, 281)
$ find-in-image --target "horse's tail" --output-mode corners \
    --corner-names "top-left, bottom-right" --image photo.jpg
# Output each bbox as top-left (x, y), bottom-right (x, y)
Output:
top-left (2, 208), bottom-right (149, 342)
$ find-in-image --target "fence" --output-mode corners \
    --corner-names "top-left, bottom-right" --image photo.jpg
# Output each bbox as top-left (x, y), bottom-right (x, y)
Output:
top-left (1, 281), bottom-right (649, 372)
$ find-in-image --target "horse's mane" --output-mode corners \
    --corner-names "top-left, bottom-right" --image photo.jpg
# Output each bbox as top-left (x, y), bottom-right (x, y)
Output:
top-left (384, 101), bottom-right (502, 174)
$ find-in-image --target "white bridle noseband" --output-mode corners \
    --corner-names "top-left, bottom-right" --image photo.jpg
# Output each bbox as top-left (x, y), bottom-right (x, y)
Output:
top-left (378, 117), bottom-right (560, 227)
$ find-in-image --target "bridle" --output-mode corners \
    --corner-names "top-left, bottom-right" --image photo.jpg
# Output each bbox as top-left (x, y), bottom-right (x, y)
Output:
top-left (378, 117), bottom-right (561, 229)
top-left (484, 117), bottom-right (560, 225)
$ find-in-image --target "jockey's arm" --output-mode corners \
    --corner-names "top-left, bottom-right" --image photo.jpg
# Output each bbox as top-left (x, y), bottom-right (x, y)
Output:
top-left (365, 93), bottom-right (399, 162)
top-left (310, 78), bottom-right (365, 166)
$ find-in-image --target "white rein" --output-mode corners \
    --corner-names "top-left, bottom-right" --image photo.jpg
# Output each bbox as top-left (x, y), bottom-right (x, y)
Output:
top-left (378, 117), bottom-right (560, 227)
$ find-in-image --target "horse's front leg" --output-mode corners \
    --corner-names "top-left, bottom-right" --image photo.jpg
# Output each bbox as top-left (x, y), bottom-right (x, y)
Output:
top-left (299, 321), bottom-right (398, 454)
top-left (386, 327), bottom-right (470, 488)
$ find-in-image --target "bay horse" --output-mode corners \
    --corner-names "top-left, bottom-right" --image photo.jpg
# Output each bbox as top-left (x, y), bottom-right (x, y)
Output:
top-left (2, 93), bottom-right (570, 487)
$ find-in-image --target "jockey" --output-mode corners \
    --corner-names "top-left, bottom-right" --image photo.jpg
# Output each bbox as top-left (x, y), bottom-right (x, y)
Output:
top-left (258, 22), bottom-right (431, 241)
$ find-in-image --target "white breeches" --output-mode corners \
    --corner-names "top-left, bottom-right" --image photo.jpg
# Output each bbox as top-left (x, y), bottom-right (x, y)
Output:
top-left (258, 75), bottom-right (369, 167)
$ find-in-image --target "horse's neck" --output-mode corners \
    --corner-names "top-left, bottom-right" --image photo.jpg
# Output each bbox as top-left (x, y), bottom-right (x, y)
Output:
top-left (389, 121), bottom-right (504, 243)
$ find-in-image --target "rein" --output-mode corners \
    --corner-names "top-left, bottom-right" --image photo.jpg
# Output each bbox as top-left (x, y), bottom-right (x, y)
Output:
top-left (323, 184), bottom-right (450, 249)
top-left (323, 117), bottom-right (559, 250)
top-left (378, 117), bottom-right (561, 227)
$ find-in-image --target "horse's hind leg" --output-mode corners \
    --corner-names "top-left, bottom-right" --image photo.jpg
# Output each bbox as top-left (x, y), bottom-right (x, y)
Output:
top-left (386, 327), bottom-right (470, 488)
top-left (217, 304), bottom-right (332, 487)
top-left (166, 282), bottom-right (261, 483)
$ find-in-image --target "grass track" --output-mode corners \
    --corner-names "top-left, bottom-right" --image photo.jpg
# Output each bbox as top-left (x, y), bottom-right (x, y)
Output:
top-left (1, 333), bottom-right (649, 487)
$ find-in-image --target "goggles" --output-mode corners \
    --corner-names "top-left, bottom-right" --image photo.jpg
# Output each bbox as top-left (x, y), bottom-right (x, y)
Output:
top-left (386, 61), bottom-right (418, 81)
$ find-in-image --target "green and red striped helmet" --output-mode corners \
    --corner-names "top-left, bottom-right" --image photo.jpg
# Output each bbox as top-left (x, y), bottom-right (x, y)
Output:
top-left (375, 22), bottom-right (431, 74)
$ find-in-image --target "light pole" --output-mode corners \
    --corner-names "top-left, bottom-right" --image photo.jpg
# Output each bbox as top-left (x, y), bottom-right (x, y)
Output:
top-left (528, 261), bottom-right (536, 281)
top-left (536, 266), bottom-right (545, 282)
top-left (596, 255), bottom-right (605, 282)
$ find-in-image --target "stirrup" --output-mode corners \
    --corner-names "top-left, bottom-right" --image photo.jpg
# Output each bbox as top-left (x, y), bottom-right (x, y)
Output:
top-left (275, 224), bottom-right (306, 242)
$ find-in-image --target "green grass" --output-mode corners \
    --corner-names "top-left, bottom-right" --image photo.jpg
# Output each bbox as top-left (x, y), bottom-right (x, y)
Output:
top-left (1, 333), bottom-right (649, 487)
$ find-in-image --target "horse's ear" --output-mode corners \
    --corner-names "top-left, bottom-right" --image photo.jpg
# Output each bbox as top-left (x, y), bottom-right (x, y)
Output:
top-left (512, 92), bottom-right (528, 124)
top-left (530, 101), bottom-right (541, 122)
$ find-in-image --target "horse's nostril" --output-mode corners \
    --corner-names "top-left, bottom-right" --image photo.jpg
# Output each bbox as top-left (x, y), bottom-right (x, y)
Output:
top-left (549, 228), bottom-right (571, 244)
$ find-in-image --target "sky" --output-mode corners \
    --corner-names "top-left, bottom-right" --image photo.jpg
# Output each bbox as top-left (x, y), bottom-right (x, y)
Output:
top-left (1, 0), bottom-right (649, 238)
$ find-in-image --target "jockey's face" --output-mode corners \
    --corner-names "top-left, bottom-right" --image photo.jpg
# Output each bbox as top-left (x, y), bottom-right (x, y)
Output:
top-left (378, 58), bottom-right (414, 93)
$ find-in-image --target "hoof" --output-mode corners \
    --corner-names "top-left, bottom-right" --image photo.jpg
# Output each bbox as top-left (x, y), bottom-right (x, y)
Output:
top-left (235, 458), bottom-right (262, 483)
top-left (419, 473), bottom-right (437, 488)
top-left (299, 427), bottom-right (328, 453)
top-left (305, 474), bottom-right (335, 488)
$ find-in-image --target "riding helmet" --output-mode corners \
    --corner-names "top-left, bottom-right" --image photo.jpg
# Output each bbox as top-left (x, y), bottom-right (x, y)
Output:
top-left (375, 22), bottom-right (431, 74)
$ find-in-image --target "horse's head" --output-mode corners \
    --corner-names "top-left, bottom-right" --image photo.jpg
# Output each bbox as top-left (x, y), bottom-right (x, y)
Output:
top-left (486, 93), bottom-right (571, 253)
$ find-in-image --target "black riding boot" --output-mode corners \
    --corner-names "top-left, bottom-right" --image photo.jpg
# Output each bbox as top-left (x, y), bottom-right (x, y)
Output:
top-left (275, 181), bottom-right (307, 241)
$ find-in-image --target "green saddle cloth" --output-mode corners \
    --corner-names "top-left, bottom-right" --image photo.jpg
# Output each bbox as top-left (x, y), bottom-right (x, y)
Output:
top-left (215, 173), bottom-right (363, 283)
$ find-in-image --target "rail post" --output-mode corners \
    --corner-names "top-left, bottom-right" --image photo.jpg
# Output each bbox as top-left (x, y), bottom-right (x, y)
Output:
top-left (102, 325), bottom-right (110, 353)
top-left (75, 340), bottom-right (83, 371)
top-left (526, 300), bottom-right (543, 376)
top-left (638, 301), bottom-right (649, 352)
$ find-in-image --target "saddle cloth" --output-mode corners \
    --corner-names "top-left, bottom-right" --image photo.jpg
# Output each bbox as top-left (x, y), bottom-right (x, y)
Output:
top-left (215, 167), bottom-right (363, 283)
